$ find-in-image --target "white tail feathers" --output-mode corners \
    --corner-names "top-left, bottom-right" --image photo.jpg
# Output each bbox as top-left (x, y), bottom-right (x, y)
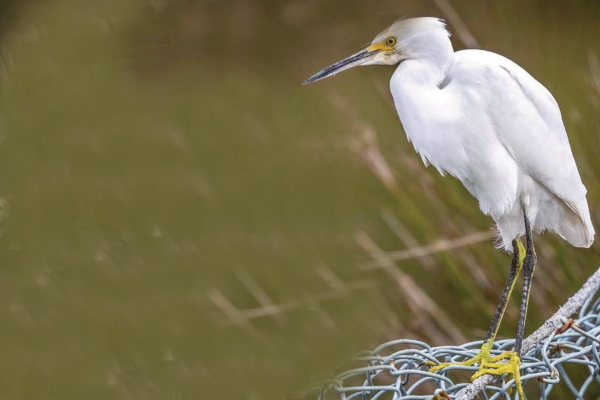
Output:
top-left (558, 199), bottom-right (595, 248)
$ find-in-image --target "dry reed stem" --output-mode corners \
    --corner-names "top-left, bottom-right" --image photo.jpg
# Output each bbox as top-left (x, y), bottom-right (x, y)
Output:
top-left (361, 230), bottom-right (496, 270)
top-left (432, 0), bottom-right (479, 48)
top-left (356, 230), bottom-right (466, 344)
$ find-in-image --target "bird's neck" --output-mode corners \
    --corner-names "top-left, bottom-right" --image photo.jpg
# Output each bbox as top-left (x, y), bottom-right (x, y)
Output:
top-left (396, 60), bottom-right (451, 88)
top-left (397, 35), bottom-right (454, 86)
top-left (388, 44), bottom-right (457, 164)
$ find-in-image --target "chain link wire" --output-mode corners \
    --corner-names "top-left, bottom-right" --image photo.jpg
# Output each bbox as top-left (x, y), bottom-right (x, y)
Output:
top-left (304, 294), bottom-right (600, 400)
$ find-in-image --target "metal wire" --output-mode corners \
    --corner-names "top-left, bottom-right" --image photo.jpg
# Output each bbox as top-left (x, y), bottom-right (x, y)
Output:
top-left (304, 294), bottom-right (600, 400)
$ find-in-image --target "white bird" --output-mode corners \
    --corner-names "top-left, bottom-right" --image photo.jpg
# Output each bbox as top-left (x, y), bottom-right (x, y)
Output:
top-left (304, 17), bottom-right (594, 399)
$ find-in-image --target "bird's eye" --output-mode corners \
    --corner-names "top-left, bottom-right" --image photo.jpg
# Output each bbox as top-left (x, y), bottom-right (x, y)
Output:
top-left (385, 37), bottom-right (397, 46)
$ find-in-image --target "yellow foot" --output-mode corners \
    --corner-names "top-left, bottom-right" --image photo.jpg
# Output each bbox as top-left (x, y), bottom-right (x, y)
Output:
top-left (428, 342), bottom-right (524, 399)
top-left (427, 340), bottom-right (505, 373)
top-left (471, 351), bottom-right (524, 400)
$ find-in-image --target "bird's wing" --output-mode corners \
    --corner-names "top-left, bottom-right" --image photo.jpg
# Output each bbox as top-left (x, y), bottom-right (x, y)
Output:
top-left (451, 50), bottom-right (593, 243)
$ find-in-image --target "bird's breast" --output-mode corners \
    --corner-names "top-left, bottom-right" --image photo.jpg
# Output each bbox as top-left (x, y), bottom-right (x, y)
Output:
top-left (390, 78), bottom-right (470, 179)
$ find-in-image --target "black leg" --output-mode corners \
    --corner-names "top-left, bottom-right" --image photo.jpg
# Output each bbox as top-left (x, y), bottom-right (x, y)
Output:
top-left (485, 239), bottom-right (525, 342)
top-left (515, 213), bottom-right (537, 356)
top-left (430, 214), bottom-right (532, 399)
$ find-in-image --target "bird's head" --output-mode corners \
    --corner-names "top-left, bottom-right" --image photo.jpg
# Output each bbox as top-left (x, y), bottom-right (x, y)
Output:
top-left (303, 17), bottom-right (450, 85)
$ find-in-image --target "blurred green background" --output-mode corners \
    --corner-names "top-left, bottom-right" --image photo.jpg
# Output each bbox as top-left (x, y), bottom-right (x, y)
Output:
top-left (1, 0), bottom-right (600, 399)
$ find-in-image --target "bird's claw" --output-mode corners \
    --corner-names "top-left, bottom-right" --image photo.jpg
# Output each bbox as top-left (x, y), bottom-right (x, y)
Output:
top-left (429, 343), bottom-right (524, 400)
top-left (470, 352), bottom-right (524, 400)
top-left (428, 340), bottom-right (494, 373)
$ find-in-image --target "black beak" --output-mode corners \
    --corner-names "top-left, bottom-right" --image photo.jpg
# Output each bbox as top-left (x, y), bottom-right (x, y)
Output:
top-left (303, 49), bottom-right (380, 85)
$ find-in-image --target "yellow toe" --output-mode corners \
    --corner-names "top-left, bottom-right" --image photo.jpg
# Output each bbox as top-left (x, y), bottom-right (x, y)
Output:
top-left (429, 343), bottom-right (524, 400)
top-left (470, 352), bottom-right (524, 400)
top-left (428, 341), bottom-right (493, 373)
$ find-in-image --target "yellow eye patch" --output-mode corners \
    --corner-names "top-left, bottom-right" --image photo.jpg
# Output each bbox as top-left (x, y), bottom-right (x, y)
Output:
top-left (367, 36), bottom-right (397, 52)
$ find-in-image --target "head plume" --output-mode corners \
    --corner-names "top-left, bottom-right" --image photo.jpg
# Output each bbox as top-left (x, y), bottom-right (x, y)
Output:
top-left (373, 17), bottom-right (450, 44)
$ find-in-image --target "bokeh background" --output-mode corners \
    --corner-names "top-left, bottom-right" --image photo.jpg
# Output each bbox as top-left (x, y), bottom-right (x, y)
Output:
top-left (1, 0), bottom-right (600, 399)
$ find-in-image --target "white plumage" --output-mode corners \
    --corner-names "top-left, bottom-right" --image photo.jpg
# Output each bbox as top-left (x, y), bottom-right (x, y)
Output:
top-left (304, 19), bottom-right (594, 394)
top-left (388, 19), bottom-right (593, 251)
top-left (305, 17), bottom-right (594, 252)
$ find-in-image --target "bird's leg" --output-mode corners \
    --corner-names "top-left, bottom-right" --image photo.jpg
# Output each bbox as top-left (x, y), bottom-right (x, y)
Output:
top-left (516, 214), bottom-right (536, 357)
top-left (428, 238), bottom-right (525, 373)
top-left (472, 215), bottom-right (535, 400)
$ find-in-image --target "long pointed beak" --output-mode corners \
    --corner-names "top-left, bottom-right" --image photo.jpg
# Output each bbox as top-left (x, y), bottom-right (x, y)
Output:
top-left (303, 48), bottom-right (381, 85)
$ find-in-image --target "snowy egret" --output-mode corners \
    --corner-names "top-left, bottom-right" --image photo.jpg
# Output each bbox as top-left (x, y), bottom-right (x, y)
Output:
top-left (304, 17), bottom-right (594, 399)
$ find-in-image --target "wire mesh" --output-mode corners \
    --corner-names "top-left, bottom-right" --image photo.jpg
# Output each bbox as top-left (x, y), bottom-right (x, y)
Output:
top-left (304, 293), bottom-right (600, 400)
